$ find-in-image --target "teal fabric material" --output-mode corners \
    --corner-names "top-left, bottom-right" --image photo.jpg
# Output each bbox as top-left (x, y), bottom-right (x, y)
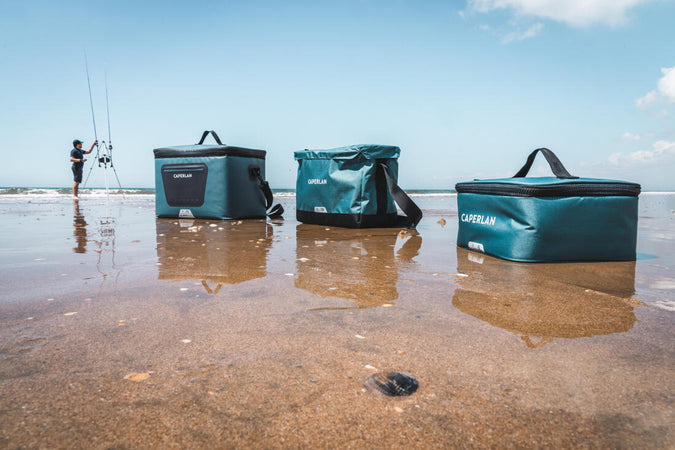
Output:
top-left (456, 193), bottom-right (639, 262)
top-left (155, 155), bottom-right (267, 219)
top-left (294, 144), bottom-right (400, 161)
top-left (294, 145), bottom-right (399, 216)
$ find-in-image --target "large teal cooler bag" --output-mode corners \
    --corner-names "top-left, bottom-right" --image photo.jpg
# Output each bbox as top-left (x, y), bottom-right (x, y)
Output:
top-left (455, 148), bottom-right (641, 262)
top-left (294, 145), bottom-right (422, 228)
top-left (154, 131), bottom-right (283, 219)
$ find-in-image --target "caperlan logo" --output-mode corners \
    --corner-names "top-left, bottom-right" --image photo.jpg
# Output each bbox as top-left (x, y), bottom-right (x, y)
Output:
top-left (461, 213), bottom-right (496, 226)
top-left (308, 179), bottom-right (327, 185)
top-left (173, 173), bottom-right (192, 179)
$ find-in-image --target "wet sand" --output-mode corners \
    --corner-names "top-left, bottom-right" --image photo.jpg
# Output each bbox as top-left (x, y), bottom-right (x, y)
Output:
top-left (0, 194), bottom-right (673, 448)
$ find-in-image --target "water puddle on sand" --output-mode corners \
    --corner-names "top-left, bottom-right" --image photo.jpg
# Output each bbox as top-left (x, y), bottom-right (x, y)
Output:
top-left (0, 195), bottom-right (672, 447)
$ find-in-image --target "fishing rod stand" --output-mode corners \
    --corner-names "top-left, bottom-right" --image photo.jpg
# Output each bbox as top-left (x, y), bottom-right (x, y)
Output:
top-left (82, 140), bottom-right (125, 198)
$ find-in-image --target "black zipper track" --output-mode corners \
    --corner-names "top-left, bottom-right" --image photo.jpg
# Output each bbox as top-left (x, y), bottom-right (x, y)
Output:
top-left (455, 182), bottom-right (641, 198)
top-left (154, 147), bottom-right (266, 160)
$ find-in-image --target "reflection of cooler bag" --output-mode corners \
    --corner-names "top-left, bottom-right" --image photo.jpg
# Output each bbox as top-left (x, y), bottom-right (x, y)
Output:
top-left (154, 130), bottom-right (283, 220)
top-left (452, 248), bottom-right (638, 348)
top-left (455, 148), bottom-right (641, 262)
top-left (156, 219), bottom-right (273, 292)
top-left (294, 145), bottom-right (422, 228)
top-left (295, 225), bottom-right (421, 309)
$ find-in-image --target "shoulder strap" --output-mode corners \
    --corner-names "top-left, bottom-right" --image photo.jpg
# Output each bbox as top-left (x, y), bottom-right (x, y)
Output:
top-left (258, 178), bottom-right (284, 219)
top-left (249, 167), bottom-right (284, 219)
top-left (379, 162), bottom-right (423, 228)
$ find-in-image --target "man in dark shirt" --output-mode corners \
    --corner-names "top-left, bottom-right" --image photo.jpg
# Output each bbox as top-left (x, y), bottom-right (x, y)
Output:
top-left (70, 139), bottom-right (97, 199)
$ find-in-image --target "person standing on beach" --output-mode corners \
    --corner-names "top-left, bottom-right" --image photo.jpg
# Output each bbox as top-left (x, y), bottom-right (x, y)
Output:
top-left (70, 139), bottom-right (97, 199)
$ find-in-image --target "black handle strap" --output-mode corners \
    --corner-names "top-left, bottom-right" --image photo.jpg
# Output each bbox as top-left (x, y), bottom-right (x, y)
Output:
top-left (513, 148), bottom-right (578, 179)
top-left (197, 130), bottom-right (223, 145)
top-left (379, 163), bottom-right (423, 228)
top-left (249, 167), bottom-right (284, 219)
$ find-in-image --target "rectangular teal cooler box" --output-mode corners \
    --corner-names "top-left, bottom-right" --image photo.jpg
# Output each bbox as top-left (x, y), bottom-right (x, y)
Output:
top-left (455, 148), bottom-right (641, 262)
top-left (154, 130), bottom-right (282, 219)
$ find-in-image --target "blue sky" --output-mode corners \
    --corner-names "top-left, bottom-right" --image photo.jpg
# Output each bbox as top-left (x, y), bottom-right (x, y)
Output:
top-left (1, 0), bottom-right (674, 190)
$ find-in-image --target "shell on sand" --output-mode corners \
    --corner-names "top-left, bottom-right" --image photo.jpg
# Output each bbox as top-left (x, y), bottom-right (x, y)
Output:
top-left (124, 372), bottom-right (150, 382)
top-left (364, 372), bottom-right (419, 397)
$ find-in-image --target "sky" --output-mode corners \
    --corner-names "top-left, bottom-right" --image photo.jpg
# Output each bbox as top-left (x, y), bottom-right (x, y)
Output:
top-left (1, 0), bottom-right (674, 190)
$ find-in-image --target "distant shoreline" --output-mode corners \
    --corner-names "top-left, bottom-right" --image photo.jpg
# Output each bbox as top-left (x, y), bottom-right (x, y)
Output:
top-left (2, 187), bottom-right (674, 197)
top-left (0, 187), bottom-right (464, 197)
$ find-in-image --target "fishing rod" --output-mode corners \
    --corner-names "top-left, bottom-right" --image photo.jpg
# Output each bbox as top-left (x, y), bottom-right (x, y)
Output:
top-left (104, 71), bottom-right (125, 198)
top-left (82, 51), bottom-right (100, 189)
top-left (105, 71), bottom-right (111, 149)
top-left (81, 55), bottom-right (124, 197)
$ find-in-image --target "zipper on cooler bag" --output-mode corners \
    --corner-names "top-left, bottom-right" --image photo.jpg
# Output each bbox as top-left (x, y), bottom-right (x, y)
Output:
top-left (455, 182), bottom-right (641, 198)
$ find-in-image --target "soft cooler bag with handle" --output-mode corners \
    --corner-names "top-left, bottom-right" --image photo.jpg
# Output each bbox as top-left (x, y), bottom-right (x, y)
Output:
top-left (154, 130), bottom-right (283, 219)
top-left (455, 148), bottom-right (641, 262)
top-left (294, 145), bottom-right (422, 228)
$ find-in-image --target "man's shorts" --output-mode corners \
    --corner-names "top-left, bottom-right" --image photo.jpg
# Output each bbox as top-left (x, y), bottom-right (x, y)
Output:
top-left (72, 165), bottom-right (83, 183)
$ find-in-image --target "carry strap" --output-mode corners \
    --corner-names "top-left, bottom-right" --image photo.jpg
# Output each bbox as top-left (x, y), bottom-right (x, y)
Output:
top-left (201, 280), bottom-right (222, 295)
top-left (379, 162), bottom-right (423, 228)
top-left (513, 148), bottom-right (578, 179)
top-left (197, 130), bottom-right (223, 145)
top-left (249, 167), bottom-right (284, 219)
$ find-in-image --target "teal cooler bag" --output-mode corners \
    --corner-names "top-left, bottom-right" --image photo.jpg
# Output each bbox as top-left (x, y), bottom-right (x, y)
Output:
top-left (154, 130), bottom-right (283, 219)
top-left (294, 145), bottom-right (422, 228)
top-left (455, 148), bottom-right (641, 262)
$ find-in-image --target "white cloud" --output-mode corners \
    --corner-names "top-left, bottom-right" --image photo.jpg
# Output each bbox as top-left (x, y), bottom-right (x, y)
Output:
top-left (657, 67), bottom-right (675, 103)
top-left (620, 132), bottom-right (642, 141)
top-left (469, 0), bottom-right (652, 27)
top-left (501, 23), bottom-right (544, 43)
top-left (609, 140), bottom-right (675, 165)
top-left (636, 66), bottom-right (675, 109)
top-left (636, 90), bottom-right (659, 109)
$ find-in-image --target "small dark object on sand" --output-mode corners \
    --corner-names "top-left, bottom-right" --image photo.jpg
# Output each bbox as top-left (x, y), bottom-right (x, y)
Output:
top-left (365, 372), bottom-right (419, 397)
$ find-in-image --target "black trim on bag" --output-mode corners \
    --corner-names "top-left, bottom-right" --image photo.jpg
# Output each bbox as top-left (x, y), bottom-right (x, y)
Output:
top-left (455, 182), bottom-right (641, 197)
top-left (153, 146), bottom-right (267, 159)
top-left (297, 210), bottom-right (398, 228)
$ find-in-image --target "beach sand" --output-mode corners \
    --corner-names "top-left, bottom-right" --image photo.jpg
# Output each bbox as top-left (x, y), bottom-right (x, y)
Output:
top-left (0, 194), bottom-right (673, 448)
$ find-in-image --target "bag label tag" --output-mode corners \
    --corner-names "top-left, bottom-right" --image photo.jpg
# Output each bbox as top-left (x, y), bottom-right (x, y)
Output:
top-left (468, 241), bottom-right (485, 253)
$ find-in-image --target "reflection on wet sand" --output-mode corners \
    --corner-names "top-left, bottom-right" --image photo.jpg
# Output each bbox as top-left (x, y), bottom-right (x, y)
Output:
top-left (72, 200), bottom-right (88, 253)
top-left (156, 219), bottom-right (273, 293)
top-left (295, 225), bottom-right (421, 309)
top-left (452, 248), bottom-right (640, 347)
